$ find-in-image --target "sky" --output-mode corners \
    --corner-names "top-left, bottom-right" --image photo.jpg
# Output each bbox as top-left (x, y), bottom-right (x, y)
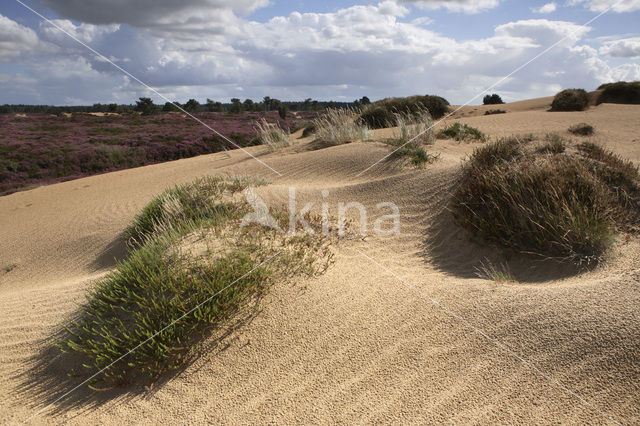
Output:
top-left (0, 0), bottom-right (639, 105)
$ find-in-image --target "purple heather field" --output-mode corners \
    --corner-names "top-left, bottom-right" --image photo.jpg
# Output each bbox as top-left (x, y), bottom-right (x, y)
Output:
top-left (0, 111), bottom-right (316, 195)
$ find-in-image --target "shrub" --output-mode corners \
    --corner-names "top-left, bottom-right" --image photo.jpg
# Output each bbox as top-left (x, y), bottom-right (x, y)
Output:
top-left (358, 95), bottom-right (449, 129)
top-left (484, 109), bottom-right (506, 115)
top-left (437, 122), bottom-right (485, 141)
top-left (255, 118), bottom-right (291, 150)
top-left (278, 105), bottom-right (288, 120)
top-left (596, 81), bottom-right (640, 105)
top-left (135, 97), bottom-right (157, 115)
top-left (453, 137), bottom-right (640, 263)
top-left (551, 89), bottom-right (589, 111)
top-left (568, 123), bottom-right (595, 136)
top-left (59, 177), bottom-right (332, 387)
top-left (483, 94), bottom-right (504, 105)
top-left (313, 108), bottom-right (369, 145)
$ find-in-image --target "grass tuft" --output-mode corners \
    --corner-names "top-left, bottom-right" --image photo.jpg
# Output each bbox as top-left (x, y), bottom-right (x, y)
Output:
top-left (256, 118), bottom-right (291, 150)
top-left (383, 108), bottom-right (438, 167)
top-left (568, 123), bottom-right (595, 136)
top-left (312, 108), bottom-right (369, 145)
top-left (537, 133), bottom-right (566, 154)
top-left (475, 259), bottom-right (513, 282)
top-left (437, 122), bottom-right (485, 142)
top-left (453, 137), bottom-right (640, 263)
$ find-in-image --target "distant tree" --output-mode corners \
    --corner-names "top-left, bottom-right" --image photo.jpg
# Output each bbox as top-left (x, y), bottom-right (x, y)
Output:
top-left (278, 105), bottom-right (288, 120)
top-left (163, 101), bottom-right (181, 112)
top-left (303, 98), bottom-right (313, 111)
top-left (483, 94), bottom-right (504, 105)
top-left (184, 98), bottom-right (200, 112)
top-left (263, 96), bottom-right (272, 111)
top-left (229, 98), bottom-right (244, 114)
top-left (135, 97), bottom-right (156, 115)
top-left (243, 99), bottom-right (255, 112)
top-left (360, 96), bottom-right (371, 105)
top-left (108, 103), bottom-right (118, 113)
top-left (205, 98), bottom-right (216, 112)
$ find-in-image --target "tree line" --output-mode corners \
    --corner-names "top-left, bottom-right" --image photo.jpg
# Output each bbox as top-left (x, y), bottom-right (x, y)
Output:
top-left (0, 96), bottom-right (372, 115)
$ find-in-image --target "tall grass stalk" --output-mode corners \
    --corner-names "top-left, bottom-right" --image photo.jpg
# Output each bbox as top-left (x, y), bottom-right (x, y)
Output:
top-left (256, 118), bottom-right (291, 150)
top-left (312, 108), bottom-right (369, 145)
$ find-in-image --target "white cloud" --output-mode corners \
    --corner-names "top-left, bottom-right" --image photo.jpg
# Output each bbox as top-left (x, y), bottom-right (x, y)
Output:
top-left (600, 37), bottom-right (640, 58)
top-left (0, 14), bottom-right (41, 61)
top-left (532, 3), bottom-right (558, 13)
top-left (399, 0), bottom-right (500, 13)
top-left (567, 0), bottom-right (640, 12)
top-left (3, 2), bottom-right (640, 105)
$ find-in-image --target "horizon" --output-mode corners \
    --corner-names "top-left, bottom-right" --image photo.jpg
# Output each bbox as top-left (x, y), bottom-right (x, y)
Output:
top-left (1, 1), bottom-right (639, 105)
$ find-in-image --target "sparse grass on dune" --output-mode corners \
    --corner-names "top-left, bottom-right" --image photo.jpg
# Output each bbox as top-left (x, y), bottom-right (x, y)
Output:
top-left (453, 137), bottom-right (640, 263)
top-left (437, 122), bottom-right (485, 142)
top-left (256, 118), bottom-right (291, 150)
top-left (537, 133), bottom-right (566, 154)
top-left (384, 108), bottom-right (438, 167)
top-left (312, 108), bottom-right (369, 145)
top-left (60, 176), bottom-right (332, 388)
top-left (568, 123), bottom-right (595, 136)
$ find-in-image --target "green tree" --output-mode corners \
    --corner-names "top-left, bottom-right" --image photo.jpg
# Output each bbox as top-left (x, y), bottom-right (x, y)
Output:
top-left (229, 98), bottom-right (244, 114)
top-left (135, 97), bottom-right (156, 115)
top-left (184, 98), bottom-right (200, 112)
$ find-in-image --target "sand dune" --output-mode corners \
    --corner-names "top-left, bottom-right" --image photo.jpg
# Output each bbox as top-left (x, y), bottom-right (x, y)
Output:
top-left (1, 101), bottom-right (639, 424)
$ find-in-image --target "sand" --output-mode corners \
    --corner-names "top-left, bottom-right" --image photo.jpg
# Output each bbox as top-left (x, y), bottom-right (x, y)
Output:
top-left (1, 98), bottom-right (639, 424)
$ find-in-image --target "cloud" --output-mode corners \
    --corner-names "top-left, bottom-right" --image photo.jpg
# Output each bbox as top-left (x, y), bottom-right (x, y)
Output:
top-left (0, 14), bottom-right (41, 61)
top-left (3, 2), bottom-right (640, 105)
top-left (567, 0), bottom-right (640, 12)
top-left (399, 0), bottom-right (500, 13)
top-left (600, 37), bottom-right (640, 58)
top-left (34, 0), bottom-right (269, 26)
top-left (532, 3), bottom-right (558, 13)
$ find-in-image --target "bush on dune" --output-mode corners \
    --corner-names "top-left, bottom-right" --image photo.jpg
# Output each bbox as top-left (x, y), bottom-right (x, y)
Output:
top-left (568, 123), bottom-right (594, 136)
top-left (596, 81), bottom-right (640, 105)
top-left (60, 176), bottom-right (332, 387)
top-left (551, 89), bottom-right (589, 111)
top-left (453, 137), bottom-right (640, 263)
top-left (358, 95), bottom-right (450, 129)
top-left (437, 122), bottom-right (485, 142)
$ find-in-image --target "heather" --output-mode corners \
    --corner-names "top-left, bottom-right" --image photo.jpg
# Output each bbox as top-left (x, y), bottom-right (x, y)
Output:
top-left (0, 111), bottom-right (316, 195)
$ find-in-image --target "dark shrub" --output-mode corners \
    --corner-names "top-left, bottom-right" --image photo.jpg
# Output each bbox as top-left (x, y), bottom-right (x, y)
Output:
top-left (551, 89), bottom-right (589, 111)
top-left (278, 105), bottom-right (288, 120)
top-left (483, 94), bottom-right (504, 105)
top-left (135, 97), bottom-right (157, 115)
top-left (596, 81), bottom-right (640, 105)
top-left (301, 123), bottom-right (316, 138)
top-left (568, 123), bottom-right (594, 136)
top-left (358, 95), bottom-right (449, 129)
top-left (484, 109), bottom-right (506, 115)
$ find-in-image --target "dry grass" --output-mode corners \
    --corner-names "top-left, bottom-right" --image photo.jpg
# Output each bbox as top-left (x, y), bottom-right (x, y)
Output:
top-left (312, 108), bottom-right (369, 145)
top-left (256, 118), bottom-right (291, 150)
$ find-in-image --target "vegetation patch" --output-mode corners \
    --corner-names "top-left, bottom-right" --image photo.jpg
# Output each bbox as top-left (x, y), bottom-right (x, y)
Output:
top-left (312, 108), bottom-right (369, 145)
top-left (551, 89), bottom-right (589, 111)
top-left (484, 109), bottom-right (506, 115)
top-left (483, 94), bottom-right (504, 105)
top-left (255, 118), bottom-right (291, 150)
top-left (537, 133), bottom-right (567, 154)
top-left (358, 95), bottom-right (449, 129)
top-left (596, 81), bottom-right (640, 105)
top-left (453, 137), bottom-right (640, 263)
top-left (59, 176), bottom-right (333, 388)
top-left (382, 108), bottom-right (438, 167)
top-left (568, 123), bottom-right (595, 136)
top-left (437, 122), bottom-right (485, 142)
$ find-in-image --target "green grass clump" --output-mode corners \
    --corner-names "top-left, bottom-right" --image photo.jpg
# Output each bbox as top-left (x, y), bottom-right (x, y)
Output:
top-left (596, 81), bottom-right (640, 105)
top-left (59, 177), bottom-right (332, 387)
top-left (551, 89), bottom-right (589, 111)
top-left (568, 123), bottom-right (595, 136)
top-left (453, 137), bottom-right (640, 263)
top-left (383, 108), bottom-right (438, 167)
top-left (437, 122), bottom-right (485, 142)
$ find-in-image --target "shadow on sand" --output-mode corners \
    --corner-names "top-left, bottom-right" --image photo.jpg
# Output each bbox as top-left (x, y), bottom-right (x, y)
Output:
top-left (418, 198), bottom-right (587, 284)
